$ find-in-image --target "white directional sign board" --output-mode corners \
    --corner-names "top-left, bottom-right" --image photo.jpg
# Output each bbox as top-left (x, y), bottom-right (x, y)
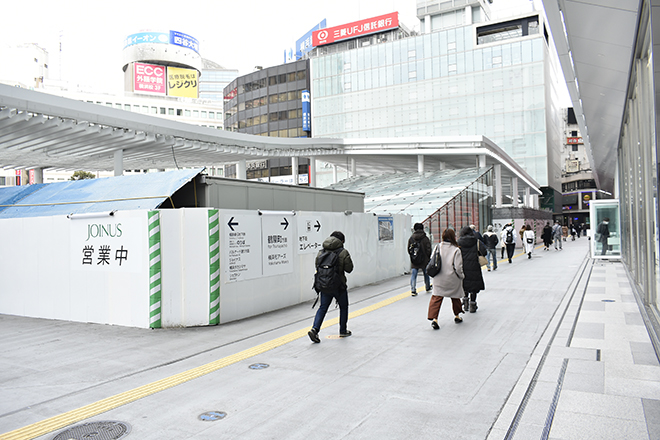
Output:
top-left (297, 215), bottom-right (325, 254)
top-left (261, 214), bottom-right (294, 276)
top-left (224, 214), bottom-right (262, 282)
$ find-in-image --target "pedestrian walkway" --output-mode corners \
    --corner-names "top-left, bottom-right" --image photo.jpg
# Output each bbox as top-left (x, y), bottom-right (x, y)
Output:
top-left (0, 238), bottom-right (658, 440)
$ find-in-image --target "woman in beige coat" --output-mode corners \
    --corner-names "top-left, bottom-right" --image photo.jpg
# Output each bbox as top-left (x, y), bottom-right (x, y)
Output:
top-left (427, 228), bottom-right (465, 330)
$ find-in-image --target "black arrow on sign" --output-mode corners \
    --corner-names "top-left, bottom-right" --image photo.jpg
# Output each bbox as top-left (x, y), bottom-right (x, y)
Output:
top-left (228, 217), bottom-right (239, 231)
top-left (281, 218), bottom-right (289, 230)
top-left (314, 220), bottom-right (321, 232)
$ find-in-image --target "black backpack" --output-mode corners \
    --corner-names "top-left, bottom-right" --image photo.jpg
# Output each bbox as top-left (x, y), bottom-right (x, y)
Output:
top-left (408, 239), bottom-right (425, 266)
top-left (505, 229), bottom-right (514, 244)
top-left (313, 248), bottom-right (343, 294)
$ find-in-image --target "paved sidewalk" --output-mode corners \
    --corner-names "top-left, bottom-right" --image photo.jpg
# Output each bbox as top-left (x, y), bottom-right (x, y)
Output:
top-left (0, 238), bottom-right (659, 440)
top-left (488, 254), bottom-right (660, 440)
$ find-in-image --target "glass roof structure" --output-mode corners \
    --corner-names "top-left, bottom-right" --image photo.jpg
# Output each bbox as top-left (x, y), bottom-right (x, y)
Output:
top-left (328, 167), bottom-right (487, 224)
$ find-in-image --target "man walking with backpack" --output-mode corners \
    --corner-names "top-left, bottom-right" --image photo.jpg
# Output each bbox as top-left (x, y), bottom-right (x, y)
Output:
top-left (308, 231), bottom-right (354, 343)
top-left (408, 223), bottom-right (432, 296)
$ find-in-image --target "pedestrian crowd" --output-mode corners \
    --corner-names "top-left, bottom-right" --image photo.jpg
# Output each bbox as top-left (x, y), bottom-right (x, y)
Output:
top-left (308, 219), bottom-right (587, 342)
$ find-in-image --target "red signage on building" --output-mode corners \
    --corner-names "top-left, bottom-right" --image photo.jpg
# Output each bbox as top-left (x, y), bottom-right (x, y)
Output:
top-left (567, 137), bottom-right (583, 144)
top-left (313, 12), bottom-right (399, 47)
top-left (134, 62), bottom-right (166, 95)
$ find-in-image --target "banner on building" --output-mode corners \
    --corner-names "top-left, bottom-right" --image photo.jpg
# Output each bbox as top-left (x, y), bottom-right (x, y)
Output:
top-left (134, 63), bottom-right (166, 95)
top-left (167, 66), bottom-right (198, 98)
top-left (313, 12), bottom-right (398, 46)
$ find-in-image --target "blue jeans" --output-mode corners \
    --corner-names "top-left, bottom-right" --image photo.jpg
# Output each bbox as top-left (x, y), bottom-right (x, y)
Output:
top-left (411, 267), bottom-right (431, 292)
top-left (486, 248), bottom-right (498, 269)
top-left (312, 287), bottom-right (349, 334)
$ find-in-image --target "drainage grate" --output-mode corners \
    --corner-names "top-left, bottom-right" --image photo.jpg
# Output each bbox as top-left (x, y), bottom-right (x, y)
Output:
top-left (199, 411), bottom-right (227, 421)
top-left (52, 421), bottom-right (131, 440)
top-left (249, 363), bottom-right (269, 370)
top-left (602, 299), bottom-right (616, 302)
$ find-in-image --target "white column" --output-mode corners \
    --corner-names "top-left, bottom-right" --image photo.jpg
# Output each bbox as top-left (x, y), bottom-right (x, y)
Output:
top-left (465, 6), bottom-right (472, 25)
top-left (417, 155), bottom-right (425, 174)
top-left (478, 154), bottom-right (486, 168)
top-left (524, 187), bottom-right (531, 207)
top-left (332, 164), bottom-right (338, 184)
top-left (237, 159), bottom-right (247, 180)
top-left (32, 168), bottom-right (43, 184)
top-left (425, 14), bottom-right (431, 33)
top-left (511, 177), bottom-right (519, 208)
top-left (494, 164), bottom-right (502, 208)
top-left (439, 161), bottom-right (446, 171)
top-left (291, 156), bottom-right (299, 185)
top-left (309, 157), bottom-right (317, 187)
top-left (114, 149), bottom-right (123, 177)
top-left (350, 158), bottom-right (356, 178)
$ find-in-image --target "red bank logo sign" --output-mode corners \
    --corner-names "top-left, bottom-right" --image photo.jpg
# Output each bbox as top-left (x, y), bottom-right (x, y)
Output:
top-left (313, 12), bottom-right (399, 47)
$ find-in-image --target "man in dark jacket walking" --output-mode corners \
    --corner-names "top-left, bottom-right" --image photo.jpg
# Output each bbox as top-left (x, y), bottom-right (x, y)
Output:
top-left (596, 218), bottom-right (611, 255)
top-left (458, 226), bottom-right (486, 313)
top-left (483, 225), bottom-right (499, 271)
top-left (308, 231), bottom-right (354, 343)
top-left (408, 223), bottom-right (433, 296)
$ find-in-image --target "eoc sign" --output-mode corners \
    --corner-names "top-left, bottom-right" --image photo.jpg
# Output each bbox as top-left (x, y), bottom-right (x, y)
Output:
top-left (134, 63), bottom-right (166, 95)
top-left (313, 12), bottom-right (398, 46)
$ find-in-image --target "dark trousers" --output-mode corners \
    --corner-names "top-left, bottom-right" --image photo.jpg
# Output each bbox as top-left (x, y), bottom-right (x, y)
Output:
top-left (506, 243), bottom-right (516, 260)
top-left (312, 287), bottom-right (349, 334)
top-left (428, 295), bottom-right (463, 319)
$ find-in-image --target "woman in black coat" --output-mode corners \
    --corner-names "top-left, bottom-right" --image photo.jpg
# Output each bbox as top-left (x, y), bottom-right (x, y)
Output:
top-left (457, 226), bottom-right (486, 313)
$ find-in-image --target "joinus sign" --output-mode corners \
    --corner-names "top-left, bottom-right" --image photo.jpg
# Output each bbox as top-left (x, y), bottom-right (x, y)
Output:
top-left (312, 12), bottom-right (398, 46)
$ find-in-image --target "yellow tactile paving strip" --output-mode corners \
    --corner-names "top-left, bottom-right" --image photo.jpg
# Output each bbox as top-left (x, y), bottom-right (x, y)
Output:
top-left (3, 248), bottom-right (535, 439)
top-left (1, 290), bottom-right (411, 440)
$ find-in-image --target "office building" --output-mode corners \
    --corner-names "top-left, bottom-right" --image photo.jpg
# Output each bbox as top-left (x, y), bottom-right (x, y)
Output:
top-left (310, 3), bottom-right (564, 212)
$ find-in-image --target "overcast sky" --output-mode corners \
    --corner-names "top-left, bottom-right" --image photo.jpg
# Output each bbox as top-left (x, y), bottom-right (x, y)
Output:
top-left (4, 0), bottom-right (537, 93)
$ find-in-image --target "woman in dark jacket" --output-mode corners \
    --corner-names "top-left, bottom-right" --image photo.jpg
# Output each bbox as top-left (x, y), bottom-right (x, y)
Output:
top-left (541, 222), bottom-right (553, 251)
top-left (457, 226), bottom-right (486, 313)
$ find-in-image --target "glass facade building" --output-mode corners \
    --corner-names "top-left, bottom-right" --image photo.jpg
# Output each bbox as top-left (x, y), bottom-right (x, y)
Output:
top-left (223, 60), bottom-right (310, 137)
top-left (310, 13), bottom-right (564, 195)
top-left (616, 0), bottom-right (660, 329)
top-left (199, 59), bottom-right (239, 103)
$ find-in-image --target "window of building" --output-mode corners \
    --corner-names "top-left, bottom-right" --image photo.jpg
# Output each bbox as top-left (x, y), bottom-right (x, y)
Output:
top-left (106, 102), bottom-right (113, 107)
top-left (177, 109), bottom-right (183, 116)
top-left (288, 72), bottom-right (296, 82)
top-left (185, 109), bottom-right (191, 117)
top-left (202, 111), bottom-right (208, 118)
top-left (408, 50), bottom-right (416, 59)
top-left (168, 108), bottom-right (174, 115)
top-left (124, 104), bottom-right (131, 111)
top-left (297, 71), bottom-right (306, 80)
top-left (151, 107), bottom-right (157, 114)
top-left (287, 91), bottom-right (297, 101)
top-left (193, 110), bottom-right (199, 118)
top-left (572, 145), bottom-right (579, 151)
top-left (160, 107), bottom-right (166, 114)
top-left (115, 103), bottom-right (122, 109)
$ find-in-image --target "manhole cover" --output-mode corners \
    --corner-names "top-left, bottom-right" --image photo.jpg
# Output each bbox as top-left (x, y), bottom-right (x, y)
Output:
top-left (249, 363), bottom-right (269, 370)
top-left (199, 411), bottom-right (227, 421)
top-left (52, 421), bottom-right (131, 440)
top-left (602, 299), bottom-right (616, 302)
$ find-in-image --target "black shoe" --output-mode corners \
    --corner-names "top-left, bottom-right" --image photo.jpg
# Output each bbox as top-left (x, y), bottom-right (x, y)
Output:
top-left (454, 316), bottom-right (463, 323)
top-left (431, 320), bottom-right (439, 330)
top-left (308, 328), bottom-right (320, 343)
top-left (411, 290), bottom-right (418, 297)
top-left (509, 259), bottom-right (512, 263)
top-left (339, 330), bottom-right (352, 337)
top-left (426, 285), bottom-right (432, 292)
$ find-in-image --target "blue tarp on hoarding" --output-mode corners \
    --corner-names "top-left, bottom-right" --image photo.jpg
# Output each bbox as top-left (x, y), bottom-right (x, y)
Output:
top-left (0, 168), bottom-right (203, 219)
